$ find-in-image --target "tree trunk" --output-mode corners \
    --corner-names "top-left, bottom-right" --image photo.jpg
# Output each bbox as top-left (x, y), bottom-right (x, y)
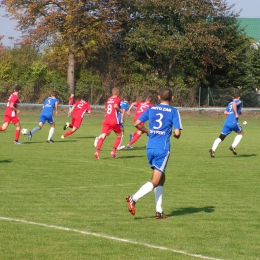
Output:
top-left (67, 47), bottom-right (75, 94)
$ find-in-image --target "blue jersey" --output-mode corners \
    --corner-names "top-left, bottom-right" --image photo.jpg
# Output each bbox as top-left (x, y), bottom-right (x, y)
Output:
top-left (41, 97), bottom-right (59, 115)
top-left (224, 99), bottom-right (242, 124)
top-left (138, 103), bottom-right (182, 151)
top-left (118, 100), bottom-right (130, 126)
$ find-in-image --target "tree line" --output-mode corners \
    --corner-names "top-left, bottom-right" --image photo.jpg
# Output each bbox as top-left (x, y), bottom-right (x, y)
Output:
top-left (0, 0), bottom-right (260, 106)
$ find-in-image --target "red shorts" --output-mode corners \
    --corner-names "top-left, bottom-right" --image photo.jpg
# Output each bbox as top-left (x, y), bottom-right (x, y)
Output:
top-left (72, 117), bottom-right (83, 129)
top-left (102, 122), bottom-right (121, 134)
top-left (3, 114), bottom-right (20, 125)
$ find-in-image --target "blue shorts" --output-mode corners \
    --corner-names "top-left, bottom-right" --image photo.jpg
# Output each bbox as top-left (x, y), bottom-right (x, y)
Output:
top-left (146, 148), bottom-right (170, 174)
top-left (39, 113), bottom-right (54, 124)
top-left (221, 122), bottom-right (242, 135)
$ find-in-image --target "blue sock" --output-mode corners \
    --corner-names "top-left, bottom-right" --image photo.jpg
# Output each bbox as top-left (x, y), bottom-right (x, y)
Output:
top-left (31, 126), bottom-right (41, 134)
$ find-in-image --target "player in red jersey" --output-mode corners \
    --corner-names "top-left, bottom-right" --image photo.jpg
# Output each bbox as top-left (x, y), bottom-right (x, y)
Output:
top-left (0, 85), bottom-right (23, 144)
top-left (94, 87), bottom-right (122, 159)
top-left (68, 93), bottom-right (75, 113)
top-left (61, 95), bottom-right (91, 139)
top-left (124, 95), bottom-right (153, 148)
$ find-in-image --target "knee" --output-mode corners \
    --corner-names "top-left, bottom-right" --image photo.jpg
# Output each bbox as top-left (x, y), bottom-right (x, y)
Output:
top-left (219, 134), bottom-right (226, 141)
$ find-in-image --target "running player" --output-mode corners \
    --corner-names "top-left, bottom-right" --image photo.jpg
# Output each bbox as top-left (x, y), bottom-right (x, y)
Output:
top-left (0, 85), bottom-right (23, 144)
top-left (209, 92), bottom-right (243, 158)
top-left (28, 91), bottom-right (59, 143)
top-left (126, 88), bottom-right (182, 218)
top-left (94, 87), bottom-right (122, 159)
top-left (62, 95), bottom-right (91, 138)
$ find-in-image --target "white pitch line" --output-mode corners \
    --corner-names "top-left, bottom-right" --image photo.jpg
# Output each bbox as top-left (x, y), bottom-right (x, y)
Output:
top-left (0, 216), bottom-right (223, 260)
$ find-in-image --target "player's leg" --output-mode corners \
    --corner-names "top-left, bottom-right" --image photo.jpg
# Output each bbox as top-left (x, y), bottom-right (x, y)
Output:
top-left (230, 126), bottom-right (244, 155)
top-left (0, 121), bottom-right (9, 131)
top-left (29, 117), bottom-right (45, 141)
top-left (47, 122), bottom-right (55, 143)
top-left (13, 118), bottom-right (22, 144)
top-left (110, 130), bottom-right (122, 158)
top-left (62, 126), bottom-right (77, 138)
top-left (94, 123), bottom-right (108, 159)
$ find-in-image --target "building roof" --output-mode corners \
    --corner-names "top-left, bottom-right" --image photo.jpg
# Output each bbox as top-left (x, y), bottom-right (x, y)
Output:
top-left (237, 18), bottom-right (260, 42)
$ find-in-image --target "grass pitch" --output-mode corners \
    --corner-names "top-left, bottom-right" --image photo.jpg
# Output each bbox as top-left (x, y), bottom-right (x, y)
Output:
top-left (0, 109), bottom-right (260, 260)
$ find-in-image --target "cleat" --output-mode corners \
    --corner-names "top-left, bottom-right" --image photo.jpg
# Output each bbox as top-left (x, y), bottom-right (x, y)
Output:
top-left (229, 146), bottom-right (237, 155)
top-left (209, 149), bottom-right (215, 158)
top-left (94, 151), bottom-right (100, 160)
top-left (126, 196), bottom-right (136, 215)
top-left (61, 135), bottom-right (65, 139)
top-left (129, 133), bottom-right (133, 142)
top-left (110, 151), bottom-right (118, 159)
top-left (117, 145), bottom-right (125, 150)
top-left (126, 144), bottom-right (133, 149)
top-left (14, 141), bottom-right (23, 145)
top-left (28, 131), bottom-right (32, 141)
top-left (156, 212), bottom-right (168, 219)
top-left (46, 139), bottom-right (54, 143)
top-left (94, 137), bottom-right (99, 147)
top-left (63, 122), bottom-right (69, 130)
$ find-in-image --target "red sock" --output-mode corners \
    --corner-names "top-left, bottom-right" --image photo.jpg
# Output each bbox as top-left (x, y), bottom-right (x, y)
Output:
top-left (0, 127), bottom-right (2, 131)
top-left (129, 133), bottom-right (141, 145)
top-left (15, 129), bottom-right (20, 141)
top-left (97, 137), bottom-right (105, 150)
top-left (64, 130), bottom-right (74, 137)
top-left (69, 124), bottom-right (73, 128)
top-left (113, 136), bottom-right (121, 153)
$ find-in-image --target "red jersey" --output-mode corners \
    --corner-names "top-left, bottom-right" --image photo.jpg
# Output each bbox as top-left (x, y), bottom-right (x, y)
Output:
top-left (104, 96), bottom-right (121, 125)
top-left (5, 93), bottom-right (20, 117)
top-left (73, 100), bottom-right (91, 118)
top-left (69, 96), bottom-right (75, 105)
top-left (134, 101), bottom-right (153, 121)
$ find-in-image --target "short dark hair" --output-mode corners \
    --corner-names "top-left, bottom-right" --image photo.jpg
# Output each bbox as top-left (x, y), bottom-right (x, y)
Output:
top-left (14, 85), bottom-right (21, 92)
top-left (159, 88), bottom-right (173, 101)
top-left (233, 92), bottom-right (240, 99)
top-left (124, 95), bottom-right (130, 102)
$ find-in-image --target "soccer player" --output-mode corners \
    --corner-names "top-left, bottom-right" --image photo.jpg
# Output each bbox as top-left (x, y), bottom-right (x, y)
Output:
top-left (94, 87), bottom-right (122, 159)
top-left (209, 92), bottom-right (243, 158)
top-left (124, 95), bottom-right (153, 148)
top-left (68, 93), bottom-right (75, 113)
top-left (94, 95), bottom-right (130, 149)
top-left (0, 85), bottom-right (23, 144)
top-left (126, 88), bottom-right (182, 219)
top-left (117, 95), bottom-right (131, 150)
top-left (61, 95), bottom-right (91, 138)
top-left (28, 91), bottom-right (59, 143)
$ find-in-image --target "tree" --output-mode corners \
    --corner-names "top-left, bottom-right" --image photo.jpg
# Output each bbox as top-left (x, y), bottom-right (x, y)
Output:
top-left (0, 0), bottom-right (127, 94)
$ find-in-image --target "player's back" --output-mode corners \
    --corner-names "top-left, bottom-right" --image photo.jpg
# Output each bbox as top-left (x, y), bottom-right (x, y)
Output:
top-left (105, 96), bottom-right (121, 124)
top-left (74, 100), bottom-right (90, 117)
top-left (134, 101), bottom-right (153, 120)
top-left (42, 97), bottom-right (59, 114)
top-left (225, 99), bottom-right (242, 123)
top-left (140, 104), bottom-right (182, 150)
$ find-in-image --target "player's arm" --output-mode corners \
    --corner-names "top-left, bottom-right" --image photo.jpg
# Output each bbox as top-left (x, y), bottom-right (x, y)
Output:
top-left (68, 104), bottom-right (76, 116)
top-left (114, 104), bottom-right (122, 113)
top-left (232, 103), bottom-right (239, 118)
top-left (127, 102), bottom-right (137, 116)
top-left (55, 101), bottom-right (59, 115)
top-left (134, 119), bottom-right (149, 135)
top-left (9, 102), bottom-right (20, 114)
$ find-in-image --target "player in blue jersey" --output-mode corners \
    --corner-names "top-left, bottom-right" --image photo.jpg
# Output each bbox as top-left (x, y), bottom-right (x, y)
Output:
top-left (209, 92), bottom-right (244, 158)
top-left (117, 95), bottom-right (130, 150)
top-left (28, 91), bottom-right (59, 143)
top-left (126, 88), bottom-right (182, 219)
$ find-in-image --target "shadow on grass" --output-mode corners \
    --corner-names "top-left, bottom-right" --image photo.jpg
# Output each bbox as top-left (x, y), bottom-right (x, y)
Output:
top-left (237, 154), bottom-right (257, 157)
top-left (0, 159), bottom-right (12, 163)
top-left (134, 206), bottom-right (215, 220)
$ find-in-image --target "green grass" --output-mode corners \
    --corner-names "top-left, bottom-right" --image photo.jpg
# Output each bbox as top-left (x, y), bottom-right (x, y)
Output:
top-left (1, 109), bottom-right (260, 260)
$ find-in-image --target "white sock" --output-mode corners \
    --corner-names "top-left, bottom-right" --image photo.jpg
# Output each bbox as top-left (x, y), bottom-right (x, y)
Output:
top-left (212, 137), bottom-right (222, 151)
top-left (132, 182), bottom-right (154, 202)
top-left (232, 135), bottom-right (243, 148)
top-left (48, 127), bottom-right (55, 140)
top-left (154, 186), bottom-right (163, 213)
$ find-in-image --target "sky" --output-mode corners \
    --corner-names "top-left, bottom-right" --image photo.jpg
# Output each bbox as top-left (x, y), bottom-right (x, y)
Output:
top-left (1, 0), bottom-right (260, 46)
